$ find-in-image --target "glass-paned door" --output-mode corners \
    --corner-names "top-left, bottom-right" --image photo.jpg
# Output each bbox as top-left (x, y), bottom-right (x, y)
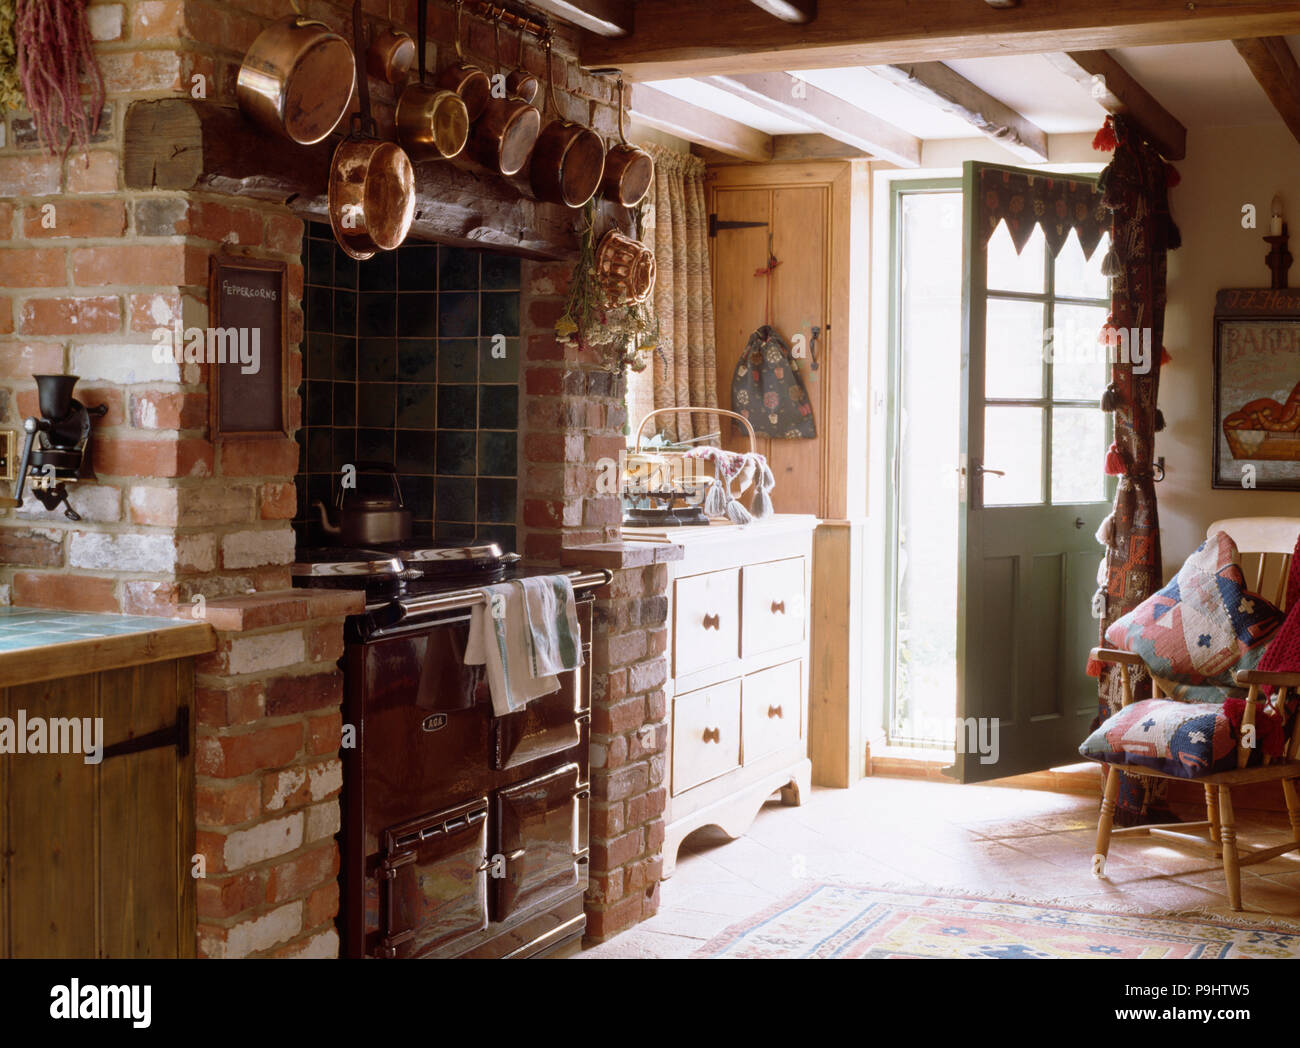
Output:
top-left (952, 160), bottom-right (1114, 784)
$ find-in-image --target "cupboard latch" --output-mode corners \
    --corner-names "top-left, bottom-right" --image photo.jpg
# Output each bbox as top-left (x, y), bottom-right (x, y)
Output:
top-left (100, 708), bottom-right (189, 761)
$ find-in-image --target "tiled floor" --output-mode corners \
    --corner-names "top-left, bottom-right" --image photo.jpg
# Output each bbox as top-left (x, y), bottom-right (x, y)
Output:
top-left (579, 776), bottom-right (1300, 958)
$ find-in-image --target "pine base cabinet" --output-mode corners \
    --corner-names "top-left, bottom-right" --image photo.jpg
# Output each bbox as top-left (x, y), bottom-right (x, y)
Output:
top-left (629, 516), bottom-right (816, 876)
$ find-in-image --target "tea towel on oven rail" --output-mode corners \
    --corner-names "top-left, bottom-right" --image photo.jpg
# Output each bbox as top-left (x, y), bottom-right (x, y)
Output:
top-left (464, 577), bottom-right (583, 716)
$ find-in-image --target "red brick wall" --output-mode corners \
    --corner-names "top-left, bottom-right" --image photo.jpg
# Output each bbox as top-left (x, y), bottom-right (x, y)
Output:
top-left (0, 0), bottom-right (658, 954)
top-left (520, 259), bottom-right (671, 943)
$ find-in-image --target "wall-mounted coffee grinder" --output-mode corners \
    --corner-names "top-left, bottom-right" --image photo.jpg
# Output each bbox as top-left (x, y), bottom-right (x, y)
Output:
top-left (13, 375), bottom-right (107, 521)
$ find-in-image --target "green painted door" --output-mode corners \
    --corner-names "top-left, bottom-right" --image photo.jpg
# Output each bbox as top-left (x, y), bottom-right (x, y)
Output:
top-left (951, 161), bottom-right (1113, 784)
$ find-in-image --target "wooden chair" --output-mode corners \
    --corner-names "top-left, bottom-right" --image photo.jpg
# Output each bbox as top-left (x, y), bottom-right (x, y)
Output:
top-left (1090, 516), bottom-right (1300, 910)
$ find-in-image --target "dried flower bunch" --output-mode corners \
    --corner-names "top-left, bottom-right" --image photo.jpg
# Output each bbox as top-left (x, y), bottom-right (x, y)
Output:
top-left (0, 1), bottom-right (21, 112)
top-left (13, 0), bottom-right (105, 156)
top-left (555, 200), bottom-right (659, 373)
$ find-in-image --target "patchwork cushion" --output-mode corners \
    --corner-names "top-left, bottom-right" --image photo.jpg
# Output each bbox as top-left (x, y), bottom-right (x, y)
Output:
top-left (1104, 531), bottom-right (1283, 702)
top-left (1079, 699), bottom-right (1235, 778)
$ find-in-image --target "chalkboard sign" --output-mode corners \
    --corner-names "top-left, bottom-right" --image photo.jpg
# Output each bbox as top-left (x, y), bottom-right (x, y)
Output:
top-left (209, 256), bottom-right (287, 439)
top-left (1213, 288), bottom-right (1300, 491)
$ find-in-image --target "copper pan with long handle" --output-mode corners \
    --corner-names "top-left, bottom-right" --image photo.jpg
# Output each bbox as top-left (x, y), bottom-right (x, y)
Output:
top-left (329, 2), bottom-right (416, 261)
top-left (529, 35), bottom-right (605, 208)
top-left (505, 24), bottom-right (540, 104)
top-left (466, 15), bottom-right (541, 177)
top-left (438, 0), bottom-right (491, 121)
top-left (237, 1), bottom-right (355, 144)
top-left (395, 0), bottom-right (470, 160)
top-left (600, 77), bottom-right (654, 207)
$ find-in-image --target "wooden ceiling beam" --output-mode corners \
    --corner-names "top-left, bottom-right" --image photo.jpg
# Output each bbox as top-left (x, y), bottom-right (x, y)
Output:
top-left (581, 1), bottom-right (1300, 79)
top-left (1233, 37), bottom-right (1300, 145)
top-left (772, 134), bottom-right (869, 162)
top-left (524, 0), bottom-right (631, 37)
top-left (874, 62), bottom-right (1049, 163)
top-left (747, 0), bottom-right (816, 24)
top-left (1045, 50), bottom-right (1186, 160)
top-left (628, 85), bottom-right (775, 162)
top-left (705, 72), bottom-right (921, 167)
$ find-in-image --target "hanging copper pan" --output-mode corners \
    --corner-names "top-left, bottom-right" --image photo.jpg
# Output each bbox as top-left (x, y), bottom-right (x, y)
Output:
top-left (237, 4), bottom-right (355, 145)
top-left (437, 0), bottom-right (491, 121)
top-left (600, 78), bottom-right (654, 207)
top-left (395, 0), bottom-right (470, 160)
top-left (367, 26), bottom-right (416, 85)
top-left (505, 25), bottom-right (539, 104)
top-left (329, 3), bottom-right (416, 261)
top-left (466, 16), bottom-right (541, 177)
top-left (529, 36), bottom-right (605, 208)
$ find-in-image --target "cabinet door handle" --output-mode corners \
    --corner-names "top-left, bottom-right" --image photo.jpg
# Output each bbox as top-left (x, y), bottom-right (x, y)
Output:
top-left (767, 704), bottom-right (783, 719)
top-left (702, 726), bottom-right (721, 744)
top-left (702, 613), bottom-right (720, 631)
top-left (770, 600), bottom-right (785, 615)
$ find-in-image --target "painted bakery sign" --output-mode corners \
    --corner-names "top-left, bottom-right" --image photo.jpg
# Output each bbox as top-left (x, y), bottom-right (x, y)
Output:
top-left (1214, 288), bottom-right (1300, 491)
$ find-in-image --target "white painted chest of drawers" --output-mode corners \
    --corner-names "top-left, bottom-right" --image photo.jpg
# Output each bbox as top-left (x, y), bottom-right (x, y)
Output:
top-left (623, 515), bottom-right (816, 876)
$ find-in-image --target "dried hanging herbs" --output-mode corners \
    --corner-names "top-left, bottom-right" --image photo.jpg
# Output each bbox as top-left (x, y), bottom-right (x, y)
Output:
top-left (14, 0), bottom-right (105, 156)
top-left (555, 200), bottom-right (659, 373)
top-left (0, 1), bottom-right (21, 112)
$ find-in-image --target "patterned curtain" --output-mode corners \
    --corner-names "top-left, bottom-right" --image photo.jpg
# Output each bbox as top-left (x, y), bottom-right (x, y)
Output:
top-left (977, 165), bottom-right (1108, 259)
top-left (1088, 114), bottom-right (1182, 826)
top-left (631, 145), bottom-right (720, 444)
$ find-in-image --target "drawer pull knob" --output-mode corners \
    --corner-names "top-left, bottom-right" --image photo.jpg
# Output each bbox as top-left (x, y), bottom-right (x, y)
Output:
top-left (702, 613), bottom-right (721, 631)
top-left (767, 704), bottom-right (783, 719)
top-left (770, 600), bottom-right (786, 615)
top-left (702, 727), bottom-right (721, 744)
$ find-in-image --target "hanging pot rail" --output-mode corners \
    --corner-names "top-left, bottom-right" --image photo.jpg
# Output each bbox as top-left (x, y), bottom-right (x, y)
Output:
top-left (460, 1), bottom-right (550, 41)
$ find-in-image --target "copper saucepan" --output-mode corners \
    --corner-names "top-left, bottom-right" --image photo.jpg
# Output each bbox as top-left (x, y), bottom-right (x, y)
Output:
top-left (330, 3), bottom-right (416, 261)
top-left (505, 25), bottom-right (539, 104)
top-left (395, 0), bottom-right (470, 160)
top-left (466, 16), bottom-right (541, 177)
top-left (438, 0), bottom-right (491, 121)
top-left (367, 25), bottom-right (416, 85)
top-left (530, 35), bottom-right (605, 208)
top-left (237, 6), bottom-right (355, 145)
top-left (600, 78), bottom-right (654, 207)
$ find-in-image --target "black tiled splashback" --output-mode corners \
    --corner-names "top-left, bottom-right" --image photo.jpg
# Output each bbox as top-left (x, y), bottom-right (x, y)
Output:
top-left (295, 224), bottom-right (520, 550)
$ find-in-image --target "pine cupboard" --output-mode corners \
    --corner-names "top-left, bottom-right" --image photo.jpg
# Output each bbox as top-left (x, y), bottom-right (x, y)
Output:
top-left (0, 632), bottom-right (210, 958)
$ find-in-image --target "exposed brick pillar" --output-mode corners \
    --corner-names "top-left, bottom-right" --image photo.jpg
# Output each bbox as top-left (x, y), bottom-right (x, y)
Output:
top-left (520, 258), bottom-right (674, 944)
top-left (191, 589), bottom-right (360, 958)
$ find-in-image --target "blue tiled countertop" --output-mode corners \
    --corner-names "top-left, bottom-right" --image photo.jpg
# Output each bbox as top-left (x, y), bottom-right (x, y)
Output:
top-left (0, 607), bottom-right (214, 687)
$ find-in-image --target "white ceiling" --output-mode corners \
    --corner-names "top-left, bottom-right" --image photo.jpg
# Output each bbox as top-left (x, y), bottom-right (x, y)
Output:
top-left (641, 37), bottom-right (1300, 150)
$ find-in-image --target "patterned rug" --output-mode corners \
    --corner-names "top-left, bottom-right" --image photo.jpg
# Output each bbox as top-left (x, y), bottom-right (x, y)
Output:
top-left (694, 884), bottom-right (1300, 959)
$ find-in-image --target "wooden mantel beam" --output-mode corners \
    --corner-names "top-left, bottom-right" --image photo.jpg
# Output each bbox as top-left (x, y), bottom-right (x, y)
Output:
top-left (1233, 37), bottom-right (1300, 145)
top-left (1045, 50), bottom-right (1187, 160)
top-left (747, 0), bottom-right (816, 24)
top-left (122, 99), bottom-right (579, 260)
top-left (524, 0), bottom-right (631, 37)
top-left (874, 62), bottom-right (1049, 163)
top-left (629, 85), bottom-right (774, 162)
top-left (581, 1), bottom-right (1300, 80)
top-left (705, 72), bottom-right (921, 168)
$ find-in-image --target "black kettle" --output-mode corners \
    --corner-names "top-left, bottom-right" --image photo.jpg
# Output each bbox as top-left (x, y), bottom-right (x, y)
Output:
top-left (314, 463), bottom-right (412, 546)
